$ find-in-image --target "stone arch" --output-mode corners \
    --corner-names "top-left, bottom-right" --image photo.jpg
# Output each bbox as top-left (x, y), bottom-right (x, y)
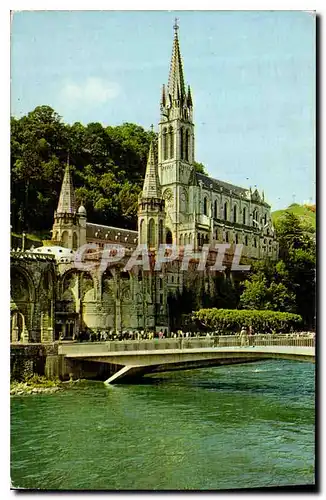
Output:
top-left (10, 266), bottom-right (35, 342)
top-left (81, 271), bottom-right (95, 301)
top-left (11, 310), bottom-right (26, 343)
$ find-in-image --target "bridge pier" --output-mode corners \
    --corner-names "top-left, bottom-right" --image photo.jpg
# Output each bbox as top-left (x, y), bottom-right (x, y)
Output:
top-left (105, 365), bottom-right (154, 384)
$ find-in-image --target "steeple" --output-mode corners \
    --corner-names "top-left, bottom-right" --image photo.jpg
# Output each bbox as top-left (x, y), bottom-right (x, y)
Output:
top-left (138, 140), bottom-right (165, 248)
top-left (141, 141), bottom-right (162, 199)
top-left (167, 18), bottom-right (186, 104)
top-left (56, 155), bottom-right (77, 215)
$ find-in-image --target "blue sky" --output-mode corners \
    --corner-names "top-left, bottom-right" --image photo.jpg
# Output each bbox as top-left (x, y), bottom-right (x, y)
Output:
top-left (11, 10), bottom-right (315, 211)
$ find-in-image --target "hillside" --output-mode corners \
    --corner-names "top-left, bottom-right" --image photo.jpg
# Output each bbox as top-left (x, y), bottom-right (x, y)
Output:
top-left (272, 203), bottom-right (316, 233)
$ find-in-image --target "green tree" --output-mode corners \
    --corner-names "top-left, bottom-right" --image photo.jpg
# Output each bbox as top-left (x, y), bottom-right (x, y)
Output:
top-left (193, 161), bottom-right (207, 174)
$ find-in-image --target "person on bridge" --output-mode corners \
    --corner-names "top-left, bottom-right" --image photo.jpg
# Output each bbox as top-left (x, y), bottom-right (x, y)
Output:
top-left (240, 326), bottom-right (247, 346)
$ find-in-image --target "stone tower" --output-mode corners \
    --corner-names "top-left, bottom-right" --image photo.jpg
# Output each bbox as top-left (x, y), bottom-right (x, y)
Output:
top-left (138, 141), bottom-right (166, 249)
top-left (51, 158), bottom-right (87, 249)
top-left (158, 19), bottom-right (195, 244)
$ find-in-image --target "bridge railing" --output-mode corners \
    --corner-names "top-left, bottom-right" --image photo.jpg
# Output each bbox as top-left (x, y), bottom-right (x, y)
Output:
top-left (69, 334), bottom-right (315, 353)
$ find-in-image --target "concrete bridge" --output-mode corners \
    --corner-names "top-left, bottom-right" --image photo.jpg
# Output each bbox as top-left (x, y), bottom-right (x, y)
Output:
top-left (58, 335), bottom-right (315, 384)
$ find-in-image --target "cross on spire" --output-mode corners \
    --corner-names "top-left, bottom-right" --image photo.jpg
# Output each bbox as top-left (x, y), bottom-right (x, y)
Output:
top-left (173, 17), bottom-right (179, 35)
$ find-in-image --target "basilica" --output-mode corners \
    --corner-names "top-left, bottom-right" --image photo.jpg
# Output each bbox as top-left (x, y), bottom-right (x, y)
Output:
top-left (10, 23), bottom-right (278, 343)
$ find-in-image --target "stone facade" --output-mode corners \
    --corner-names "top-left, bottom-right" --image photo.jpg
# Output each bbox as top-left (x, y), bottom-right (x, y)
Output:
top-left (10, 23), bottom-right (278, 343)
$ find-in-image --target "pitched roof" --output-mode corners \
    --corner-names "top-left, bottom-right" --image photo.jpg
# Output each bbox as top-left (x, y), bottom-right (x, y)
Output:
top-left (86, 223), bottom-right (138, 246)
top-left (196, 172), bottom-right (248, 196)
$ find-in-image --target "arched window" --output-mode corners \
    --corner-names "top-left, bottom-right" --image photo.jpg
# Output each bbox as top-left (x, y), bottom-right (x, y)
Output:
top-left (163, 128), bottom-right (168, 160)
top-left (264, 214), bottom-right (267, 225)
top-left (224, 202), bottom-right (228, 220)
top-left (203, 197), bottom-right (208, 215)
top-left (185, 129), bottom-right (189, 161)
top-left (180, 127), bottom-right (184, 159)
top-left (245, 235), bottom-right (248, 246)
top-left (169, 126), bottom-right (174, 159)
top-left (243, 207), bottom-right (246, 225)
top-left (233, 205), bottom-right (237, 223)
top-left (148, 219), bottom-right (155, 247)
top-left (214, 200), bottom-right (218, 219)
top-left (235, 233), bottom-right (238, 244)
top-left (158, 219), bottom-right (163, 244)
top-left (61, 231), bottom-right (68, 248)
top-left (166, 229), bottom-right (172, 244)
top-left (254, 238), bottom-right (257, 248)
top-left (225, 231), bottom-right (229, 243)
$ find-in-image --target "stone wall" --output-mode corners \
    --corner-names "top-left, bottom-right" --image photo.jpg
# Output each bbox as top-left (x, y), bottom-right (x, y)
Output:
top-left (10, 343), bottom-right (119, 381)
top-left (10, 343), bottom-right (58, 381)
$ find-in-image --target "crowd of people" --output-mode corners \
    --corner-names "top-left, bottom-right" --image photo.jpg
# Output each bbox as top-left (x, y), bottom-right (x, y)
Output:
top-left (58, 326), bottom-right (314, 343)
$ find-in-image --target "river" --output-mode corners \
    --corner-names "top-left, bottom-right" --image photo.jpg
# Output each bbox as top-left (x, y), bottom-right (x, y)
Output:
top-left (11, 359), bottom-right (315, 490)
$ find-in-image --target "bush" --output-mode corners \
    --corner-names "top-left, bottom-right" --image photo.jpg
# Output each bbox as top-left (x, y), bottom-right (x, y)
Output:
top-left (192, 308), bottom-right (303, 334)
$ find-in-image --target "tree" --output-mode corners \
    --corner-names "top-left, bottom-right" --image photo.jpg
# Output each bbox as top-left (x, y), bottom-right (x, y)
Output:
top-left (10, 106), bottom-right (155, 233)
top-left (193, 161), bottom-right (207, 174)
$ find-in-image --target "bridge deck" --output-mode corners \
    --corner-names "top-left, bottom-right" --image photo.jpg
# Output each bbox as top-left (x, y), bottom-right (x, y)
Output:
top-left (58, 337), bottom-right (315, 383)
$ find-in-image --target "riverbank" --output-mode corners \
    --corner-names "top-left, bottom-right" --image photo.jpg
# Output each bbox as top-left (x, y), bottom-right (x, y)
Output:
top-left (10, 375), bottom-right (81, 396)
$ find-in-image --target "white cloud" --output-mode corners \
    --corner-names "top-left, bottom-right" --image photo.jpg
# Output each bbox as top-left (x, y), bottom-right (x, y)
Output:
top-left (60, 77), bottom-right (120, 106)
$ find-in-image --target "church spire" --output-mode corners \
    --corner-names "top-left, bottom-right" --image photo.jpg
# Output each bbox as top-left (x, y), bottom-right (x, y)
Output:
top-left (141, 141), bottom-right (162, 199)
top-left (56, 155), bottom-right (77, 215)
top-left (167, 18), bottom-right (186, 103)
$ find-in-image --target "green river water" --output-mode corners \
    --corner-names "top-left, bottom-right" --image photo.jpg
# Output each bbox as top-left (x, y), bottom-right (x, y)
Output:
top-left (11, 359), bottom-right (315, 491)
